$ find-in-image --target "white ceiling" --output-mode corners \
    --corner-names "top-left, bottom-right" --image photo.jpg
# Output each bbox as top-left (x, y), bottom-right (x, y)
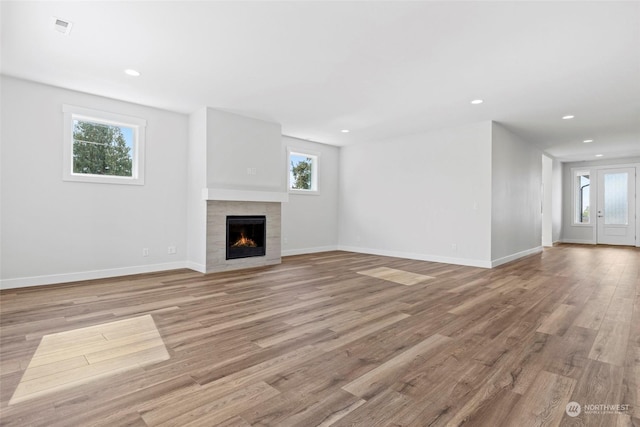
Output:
top-left (2, 1), bottom-right (639, 162)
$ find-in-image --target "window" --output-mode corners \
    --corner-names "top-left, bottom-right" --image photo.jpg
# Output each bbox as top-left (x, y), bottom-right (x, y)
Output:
top-left (288, 149), bottom-right (318, 193)
top-left (574, 170), bottom-right (590, 224)
top-left (62, 105), bottom-right (146, 185)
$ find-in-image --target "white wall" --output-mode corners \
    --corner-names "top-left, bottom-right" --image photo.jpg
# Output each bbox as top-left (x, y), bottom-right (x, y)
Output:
top-left (338, 122), bottom-right (493, 267)
top-left (552, 158), bottom-right (563, 243)
top-left (561, 156), bottom-right (640, 244)
top-left (0, 77), bottom-right (189, 288)
top-left (281, 136), bottom-right (339, 255)
top-left (491, 122), bottom-right (542, 265)
top-left (0, 78), bottom-right (565, 289)
top-left (206, 108), bottom-right (283, 192)
top-left (542, 155), bottom-right (553, 246)
top-left (186, 107), bottom-right (208, 272)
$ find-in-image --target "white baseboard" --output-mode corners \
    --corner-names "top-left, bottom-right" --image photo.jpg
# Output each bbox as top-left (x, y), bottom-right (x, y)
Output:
top-left (561, 238), bottom-right (596, 245)
top-left (185, 261), bottom-right (206, 273)
top-left (0, 244), bottom-right (550, 289)
top-left (0, 261), bottom-right (193, 290)
top-left (337, 245), bottom-right (492, 268)
top-left (281, 245), bottom-right (339, 257)
top-left (491, 246), bottom-right (543, 268)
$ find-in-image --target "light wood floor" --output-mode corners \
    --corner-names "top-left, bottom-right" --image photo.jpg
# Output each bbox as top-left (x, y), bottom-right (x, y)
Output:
top-left (0, 245), bottom-right (638, 426)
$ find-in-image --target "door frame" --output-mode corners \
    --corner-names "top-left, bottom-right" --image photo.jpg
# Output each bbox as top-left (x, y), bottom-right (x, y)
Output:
top-left (595, 167), bottom-right (637, 245)
top-left (569, 162), bottom-right (640, 247)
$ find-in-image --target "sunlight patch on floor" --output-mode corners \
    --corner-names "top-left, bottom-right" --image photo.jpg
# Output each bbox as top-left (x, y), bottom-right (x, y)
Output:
top-left (10, 314), bottom-right (169, 405)
top-left (357, 267), bottom-right (435, 286)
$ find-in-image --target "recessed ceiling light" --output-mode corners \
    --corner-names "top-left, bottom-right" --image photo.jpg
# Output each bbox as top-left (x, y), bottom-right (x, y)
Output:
top-left (124, 69), bottom-right (141, 77)
top-left (562, 115), bottom-right (575, 120)
top-left (341, 129), bottom-right (350, 133)
top-left (583, 139), bottom-right (593, 143)
top-left (470, 99), bottom-right (484, 105)
top-left (595, 154), bottom-right (603, 157)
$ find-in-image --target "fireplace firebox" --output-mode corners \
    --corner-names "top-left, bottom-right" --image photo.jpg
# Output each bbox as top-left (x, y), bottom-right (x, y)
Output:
top-left (226, 216), bottom-right (266, 260)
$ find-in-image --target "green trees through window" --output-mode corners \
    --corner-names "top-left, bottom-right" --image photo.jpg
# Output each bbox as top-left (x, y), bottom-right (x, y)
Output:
top-left (290, 154), bottom-right (312, 190)
top-left (574, 171), bottom-right (590, 224)
top-left (63, 104), bottom-right (145, 185)
top-left (73, 120), bottom-right (133, 177)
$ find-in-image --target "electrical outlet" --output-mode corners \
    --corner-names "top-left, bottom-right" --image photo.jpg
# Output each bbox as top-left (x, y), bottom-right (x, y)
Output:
top-left (168, 246), bottom-right (177, 255)
top-left (451, 243), bottom-right (457, 251)
top-left (142, 248), bottom-right (149, 257)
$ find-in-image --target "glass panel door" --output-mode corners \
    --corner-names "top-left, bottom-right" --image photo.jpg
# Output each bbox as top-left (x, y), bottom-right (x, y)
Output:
top-left (597, 168), bottom-right (636, 245)
top-left (603, 172), bottom-right (628, 225)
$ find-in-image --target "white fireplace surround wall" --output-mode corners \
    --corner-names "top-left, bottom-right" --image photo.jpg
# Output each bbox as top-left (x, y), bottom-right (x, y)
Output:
top-left (205, 189), bottom-right (287, 273)
top-left (203, 188), bottom-right (289, 203)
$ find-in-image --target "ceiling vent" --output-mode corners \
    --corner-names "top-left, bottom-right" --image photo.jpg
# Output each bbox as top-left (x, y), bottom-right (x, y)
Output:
top-left (51, 17), bottom-right (73, 35)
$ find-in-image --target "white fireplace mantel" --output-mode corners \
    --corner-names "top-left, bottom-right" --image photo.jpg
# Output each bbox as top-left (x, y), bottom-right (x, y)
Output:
top-left (202, 188), bottom-right (289, 203)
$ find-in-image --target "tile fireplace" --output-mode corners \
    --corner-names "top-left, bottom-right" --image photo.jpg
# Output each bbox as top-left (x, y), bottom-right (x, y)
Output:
top-left (206, 200), bottom-right (281, 273)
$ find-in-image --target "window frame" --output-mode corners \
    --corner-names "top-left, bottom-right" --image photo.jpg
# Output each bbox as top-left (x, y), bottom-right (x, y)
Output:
top-left (62, 104), bottom-right (146, 185)
top-left (287, 147), bottom-right (319, 194)
top-left (572, 168), bottom-right (591, 225)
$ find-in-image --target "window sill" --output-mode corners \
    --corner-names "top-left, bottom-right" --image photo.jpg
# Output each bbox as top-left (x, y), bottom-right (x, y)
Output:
top-left (63, 173), bottom-right (144, 186)
top-left (289, 189), bottom-right (320, 196)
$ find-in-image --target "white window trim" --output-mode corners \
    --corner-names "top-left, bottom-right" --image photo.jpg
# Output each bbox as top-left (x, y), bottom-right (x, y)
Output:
top-left (62, 104), bottom-right (146, 185)
top-left (287, 147), bottom-right (319, 195)
top-left (572, 168), bottom-right (592, 226)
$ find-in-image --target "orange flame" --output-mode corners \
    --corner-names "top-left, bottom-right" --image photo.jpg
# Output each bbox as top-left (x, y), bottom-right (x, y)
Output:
top-left (232, 233), bottom-right (257, 248)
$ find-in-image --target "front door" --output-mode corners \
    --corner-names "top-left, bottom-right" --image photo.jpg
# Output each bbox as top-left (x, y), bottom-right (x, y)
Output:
top-left (596, 167), bottom-right (636, 245)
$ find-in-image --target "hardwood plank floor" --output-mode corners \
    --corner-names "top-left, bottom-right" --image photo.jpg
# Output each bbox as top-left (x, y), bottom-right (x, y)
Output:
top-left (1, 244), bottom-right (638, 426)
